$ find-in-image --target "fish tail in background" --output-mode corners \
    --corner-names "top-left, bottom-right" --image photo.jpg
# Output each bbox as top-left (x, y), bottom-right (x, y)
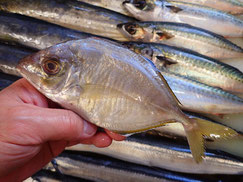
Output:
top-left (183, 118), bottom-right (238, 163)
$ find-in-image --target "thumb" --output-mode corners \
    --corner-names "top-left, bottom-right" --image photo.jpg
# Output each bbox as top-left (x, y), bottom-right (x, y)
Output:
top-left (8, 105), bottom-right (97, 144)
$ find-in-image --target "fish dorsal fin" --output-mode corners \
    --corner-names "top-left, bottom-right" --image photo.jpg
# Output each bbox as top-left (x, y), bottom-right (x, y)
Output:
top-left (165, 5), bottom-right (183, 13)
top-left (156, 31), bottom-right (174, 40)
top-left (156, 56), bottom-right (177, 67)
top-left (157, 70), bottom-right (182, 107)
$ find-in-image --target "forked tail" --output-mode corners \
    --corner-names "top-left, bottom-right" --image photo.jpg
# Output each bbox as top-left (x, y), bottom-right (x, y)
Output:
top-left (183, 118), bottom-right (237, 163)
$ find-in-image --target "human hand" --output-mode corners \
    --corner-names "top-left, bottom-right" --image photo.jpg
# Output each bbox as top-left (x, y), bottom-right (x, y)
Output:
top-left (0, 78), bottom-right (125, 181)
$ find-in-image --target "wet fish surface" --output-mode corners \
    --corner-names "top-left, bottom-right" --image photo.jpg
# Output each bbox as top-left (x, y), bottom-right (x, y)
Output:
top-left (175, 0), bottom-right (243, 14)
top-left (123, 0), bottom-right (243, 37)
top-left (0, 12), bottom-right (92, 50)
top-left (162, 71), bottom-right (243, 114)
top-left (118, 22), bottom-right (243, 59)
top-left (67, 134), bottom-right (243, 175)
top-left (17, 37), bottom-right (237, 162)
top-left (125, 42), bottom-right (243, 94)
top-left (44, 151), bottom-right (178, 182)
top-left (78, 0), bottom-right (130, 16)
top-left (0, 0), bottom-right (135, 41)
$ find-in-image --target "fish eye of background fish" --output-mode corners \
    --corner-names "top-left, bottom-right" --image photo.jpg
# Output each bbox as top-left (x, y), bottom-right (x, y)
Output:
top-left (125, 24), bottom-right (138, 35)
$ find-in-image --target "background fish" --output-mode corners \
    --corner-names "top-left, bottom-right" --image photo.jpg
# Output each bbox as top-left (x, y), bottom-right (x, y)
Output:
top-left (175, 0), bottom-right (243, 14)
top-left (125, 42), bottom-right (243, 93)
top-left (117, 22), bottom-right (243, 59)
top-left (0, 0), bottom-right (135, 41)
top-left (17, 38), bottom-right (237, 163)
top-left (0, 12), bottom-right (92, 50)
top-left (123, 0), bottom-right (243, 37)
top-left (67, 134), bottom-right (243, 174)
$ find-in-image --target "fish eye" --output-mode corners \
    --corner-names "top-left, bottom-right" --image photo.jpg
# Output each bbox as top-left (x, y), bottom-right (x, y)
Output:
top-left (42, 58), bottom-right (61, 75)
top-left (133, 0), bottom-right (147, 10)
top-left (125, 24), bottom-right (138, 35)
top-left (141, 48), bottom-right (153, 57)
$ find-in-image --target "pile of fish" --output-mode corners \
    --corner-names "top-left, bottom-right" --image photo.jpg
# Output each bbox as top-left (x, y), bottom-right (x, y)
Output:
top-left (0, 0), bottom-right (242, 181)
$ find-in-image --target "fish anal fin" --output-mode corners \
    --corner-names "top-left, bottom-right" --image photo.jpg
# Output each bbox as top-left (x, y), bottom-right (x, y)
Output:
top-left (183, 118), bottom-right (238, 163)
top-left (166, 5), bottom-right (183, 13)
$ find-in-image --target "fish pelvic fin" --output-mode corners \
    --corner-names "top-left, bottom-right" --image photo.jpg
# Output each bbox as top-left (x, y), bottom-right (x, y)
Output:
top-left (184, 118), bottom-right (237, 163)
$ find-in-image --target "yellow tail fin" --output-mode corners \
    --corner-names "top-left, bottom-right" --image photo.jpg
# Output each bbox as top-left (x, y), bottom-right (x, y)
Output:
top-left (184, 118), bottom-right (237, 163)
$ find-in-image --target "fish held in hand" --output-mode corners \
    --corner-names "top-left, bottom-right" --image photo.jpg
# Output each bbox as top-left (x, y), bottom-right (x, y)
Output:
top-left (17, 37), bottom-right (237, 163)
top-left (123, 0), bottom-right (243, 37)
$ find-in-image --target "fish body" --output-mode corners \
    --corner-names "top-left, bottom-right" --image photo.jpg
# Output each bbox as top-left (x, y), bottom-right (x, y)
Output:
top-left (0, 0), bottom-right (134, 41)
top-left (67, 134), bottom-right (243, 175)
top-left (123, 0), bottom-right (243, 37)
top-left (0, 13), bottom-right (91, 50)
top-left (125, 42), bottom-right (243, 93)
top-left (163, 71), bottom-right (243, 114)
top-left (117, 22), bottom-right (243, 59)
top-left (17, 37), bottom-right (237, 162)
top-left (0, 72), bottom-right (20, 91)
top-left (175, 0), bottom-right (243, 14)
top-left (78, 0), bottom-right (130, 16)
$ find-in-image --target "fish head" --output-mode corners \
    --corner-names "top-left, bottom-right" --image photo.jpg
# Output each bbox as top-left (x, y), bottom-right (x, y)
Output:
top-left (17, 42), bottom-right (76, 96)
top-left (117, 23), bottom-right (150, 40)
top-left (122, 0), bottom-right (158, 19)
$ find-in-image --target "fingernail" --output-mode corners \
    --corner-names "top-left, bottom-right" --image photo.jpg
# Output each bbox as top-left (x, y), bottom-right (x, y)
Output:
top-left (82, 120), bottom-right (97, 137)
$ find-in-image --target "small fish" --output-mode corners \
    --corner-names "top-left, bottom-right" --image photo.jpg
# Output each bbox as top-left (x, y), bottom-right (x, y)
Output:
top-left (17, 37), bottom-right (237, 163)
top-left (175, 0), bottom-right (243, 15)
top-left (124, 42), bottom-right (243, 93)
top-left (123, 0), bottom-right (243, 37)
top-left (162, 70), bottom-right (243, 115)
top-left (0, 0), bottom-right (135, 41)
top-left (117, 22), bottom-right (243, 59)
top-left (0, 12), bottom-right (91, 50)
top-left (67, 134), bottom-right (243, 174)
top-left (44, 151), bottom-right (177, 182)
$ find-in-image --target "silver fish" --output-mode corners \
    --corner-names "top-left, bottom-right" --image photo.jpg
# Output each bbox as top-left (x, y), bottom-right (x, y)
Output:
top-left (124, 42), bottom-right (243, 93)
top-left (78, 0), bottom-right (130, 16)
top-left (117, 22), bottom-right (243, 59)
top-left (123, 0), bottom-right (243, 37)
top-left (175, 0), bottom-right (243, 15)
top-left (0, 0), bottom-right (135, 41)
top-left (44, 152), bottom-right (176, 182)
top-left (67, 134), bottom-right (243, 174)
top-left (17, 37), bottom-right (237, 163)
top-left (0, 12), bottom-right (91, 50)
top-left (162, 70), bottom-right (243, 114)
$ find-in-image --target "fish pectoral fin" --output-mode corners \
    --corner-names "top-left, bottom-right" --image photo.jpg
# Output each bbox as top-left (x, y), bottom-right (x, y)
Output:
top-left (184, 118), bottom-right (238, 163)
top-left (156, 56), bottom-right (177, 67)
top-left (165, 5), bottom-right (183, 13)
top-left (155, 31), bottom-right (174, 40)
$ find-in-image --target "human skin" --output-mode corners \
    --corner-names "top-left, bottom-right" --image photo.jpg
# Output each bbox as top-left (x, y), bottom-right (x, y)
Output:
top-left (0, 78), bottom-right (125, 181)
